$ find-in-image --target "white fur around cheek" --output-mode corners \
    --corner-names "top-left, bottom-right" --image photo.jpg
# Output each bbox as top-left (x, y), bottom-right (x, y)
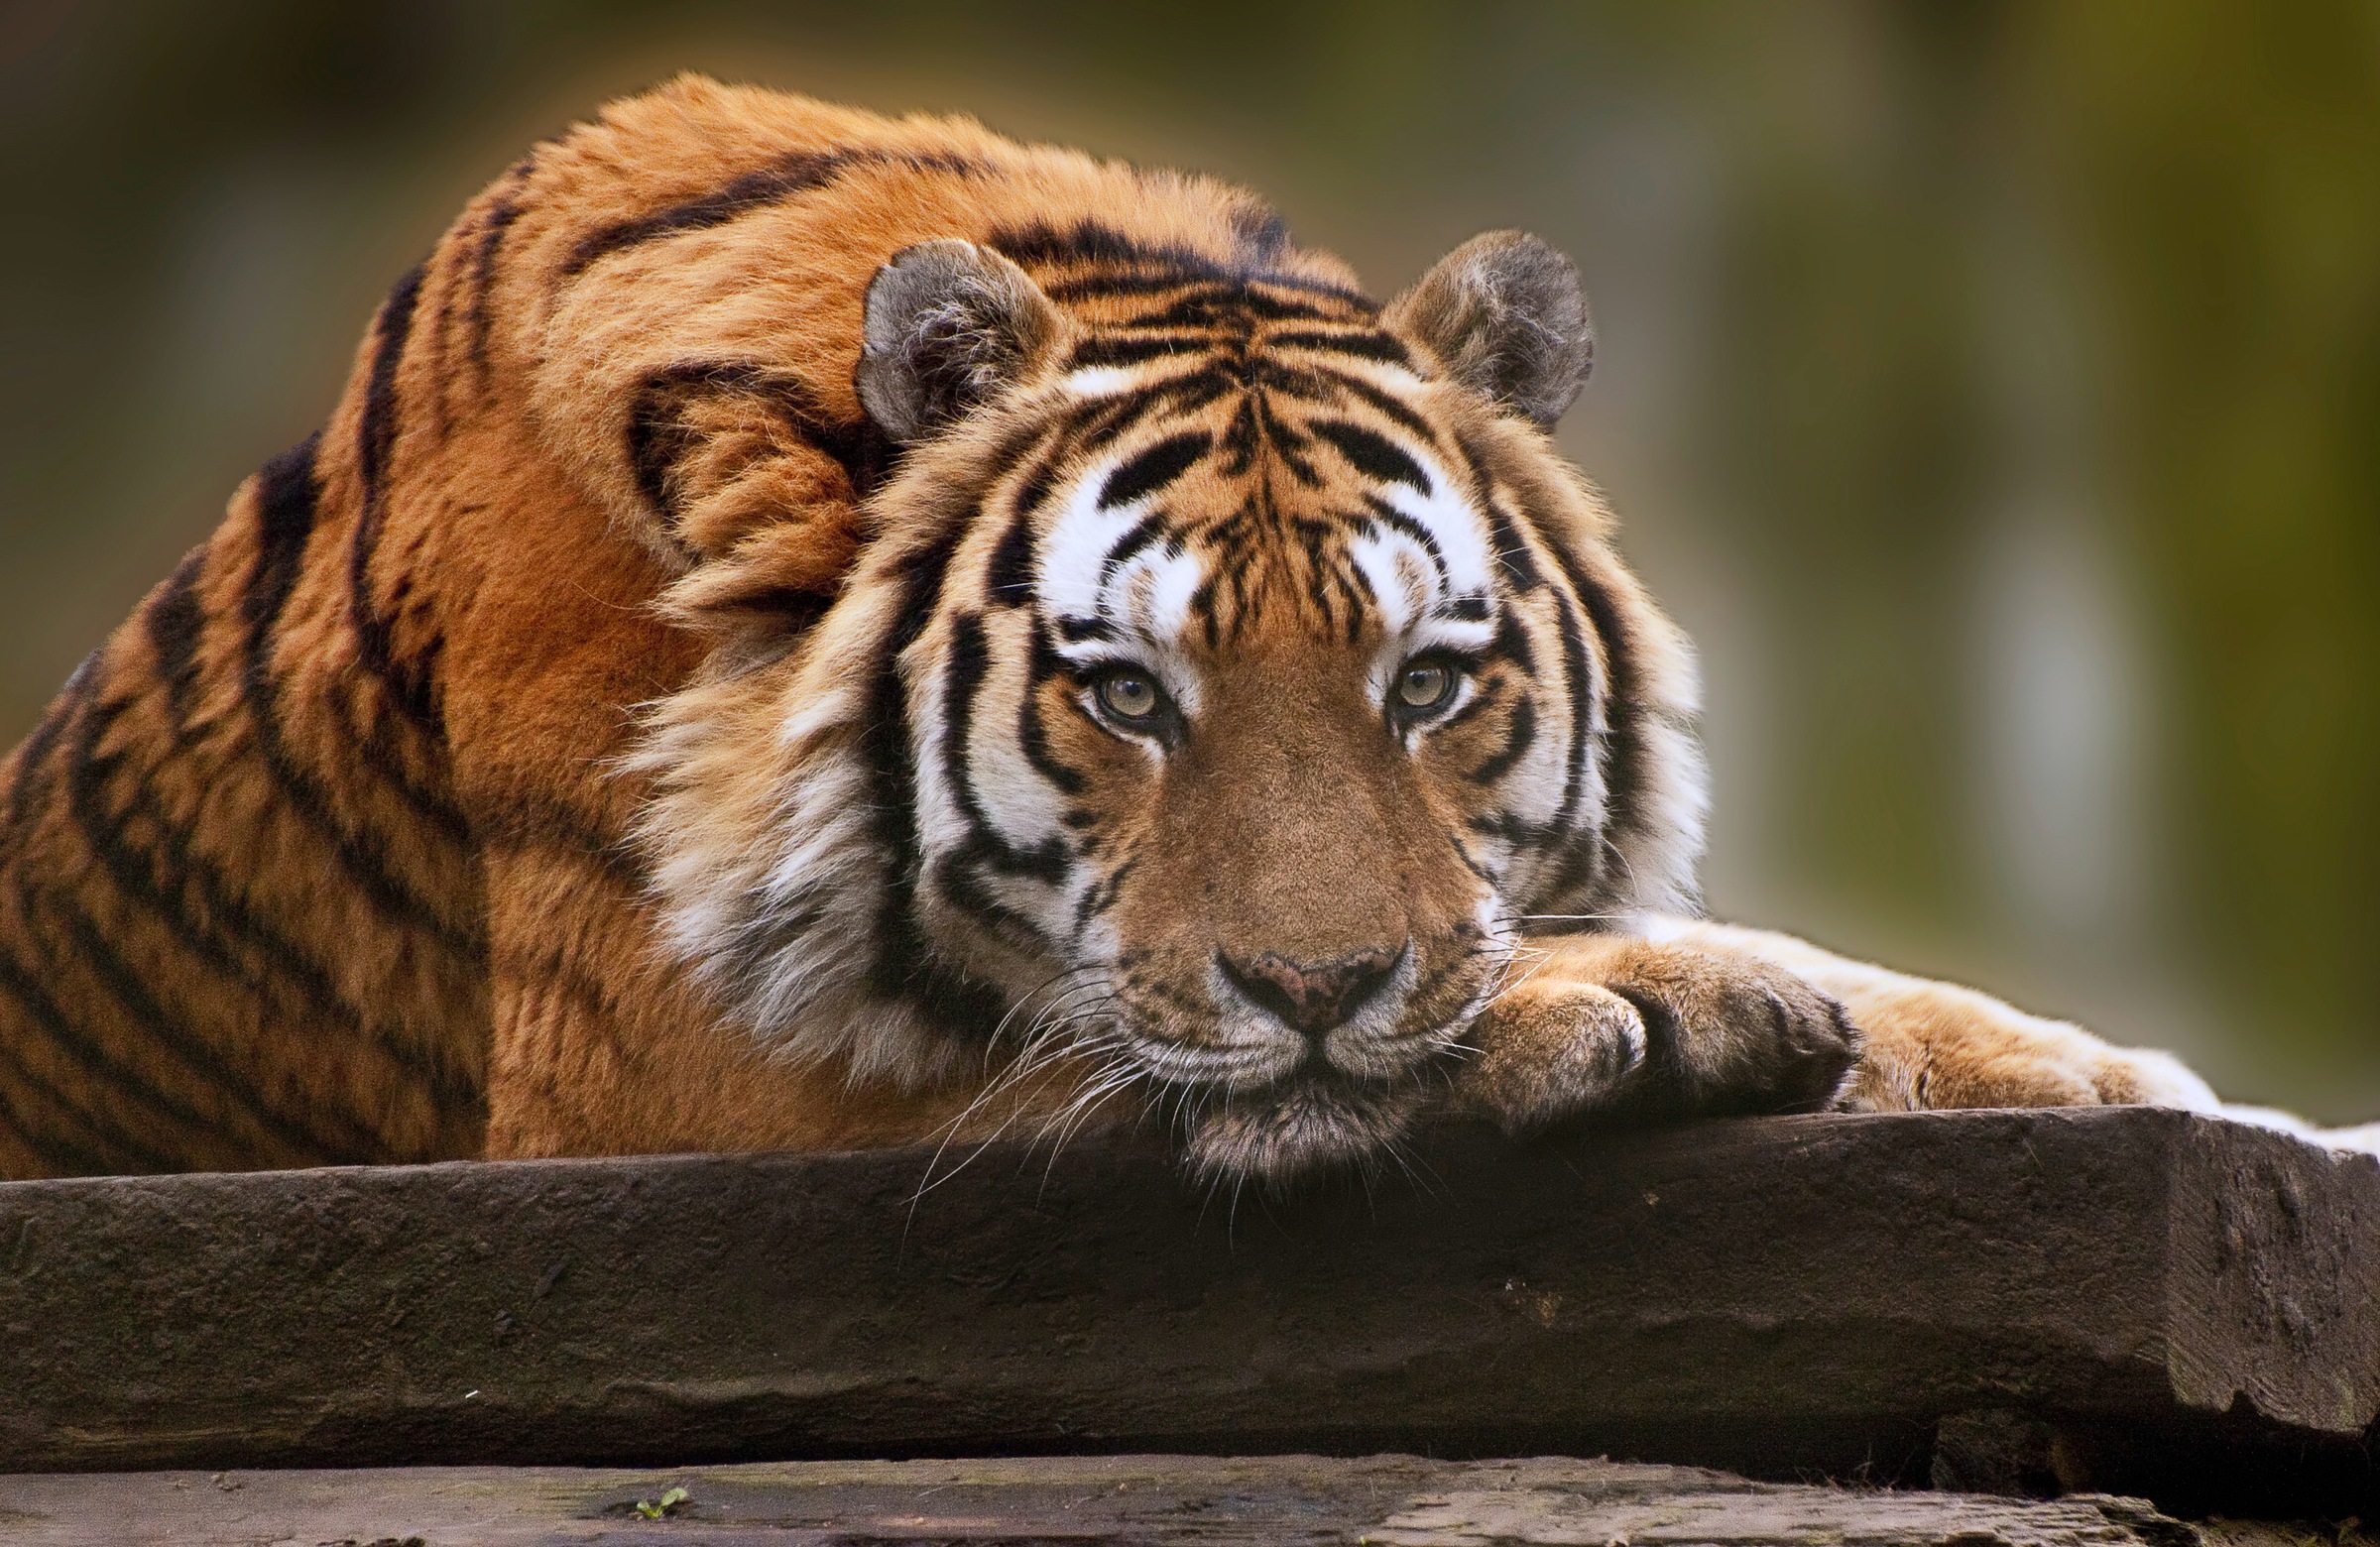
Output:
top-left (1503, 728), bottom-right (1571, 829)
top-left (630, 584), bottom-right (974, 1090)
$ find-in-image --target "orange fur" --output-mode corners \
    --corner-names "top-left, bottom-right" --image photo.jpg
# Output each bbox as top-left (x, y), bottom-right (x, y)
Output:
top-left (0, 77), bottom-right (2264, 1182)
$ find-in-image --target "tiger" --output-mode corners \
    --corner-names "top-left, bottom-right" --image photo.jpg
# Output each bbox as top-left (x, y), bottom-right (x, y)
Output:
top-left (0, 74), bottom-right (2291, 1186)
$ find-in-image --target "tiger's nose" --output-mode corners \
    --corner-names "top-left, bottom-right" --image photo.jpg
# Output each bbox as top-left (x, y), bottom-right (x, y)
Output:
top-left (1219, 945), bottom-right (1404, 1035)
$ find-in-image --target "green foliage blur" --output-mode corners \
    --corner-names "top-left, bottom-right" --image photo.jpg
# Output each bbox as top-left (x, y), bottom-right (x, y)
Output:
top-left (2, 2), bottom-right (2374, 1115)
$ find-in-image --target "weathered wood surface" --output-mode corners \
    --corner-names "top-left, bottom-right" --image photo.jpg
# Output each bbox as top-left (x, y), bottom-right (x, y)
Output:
top-left (2, 1109), bottom-right (2376, 1512)
top-left (0, 1454), bottom-right (2237, 1547)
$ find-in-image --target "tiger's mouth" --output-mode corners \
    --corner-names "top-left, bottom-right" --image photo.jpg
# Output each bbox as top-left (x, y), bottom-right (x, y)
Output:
top-left (1068, 946), bottom-right (1500, 1183)
top-left (1173, 1065), bottom-right (1433, 1184)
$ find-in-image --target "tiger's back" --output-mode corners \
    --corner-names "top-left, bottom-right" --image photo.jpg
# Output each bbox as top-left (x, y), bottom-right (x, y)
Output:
top-left (0, 77), bottom-right (1338, 1178)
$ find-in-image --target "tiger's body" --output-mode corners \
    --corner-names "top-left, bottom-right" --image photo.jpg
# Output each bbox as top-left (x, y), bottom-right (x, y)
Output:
top-left (0, 77), bottom-right (2251, 1183)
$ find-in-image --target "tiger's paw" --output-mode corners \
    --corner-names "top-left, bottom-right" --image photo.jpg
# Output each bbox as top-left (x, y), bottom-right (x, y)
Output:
top-left (1454, 942), bottom-right (1862, 1134)
top-left (1837, 983), bottom-right (2220, 1114)
top-left (1451, 980), bottom-right (1650, 1134)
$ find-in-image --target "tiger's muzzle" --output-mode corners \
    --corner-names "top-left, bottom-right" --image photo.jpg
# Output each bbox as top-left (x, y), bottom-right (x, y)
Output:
top-left (1096, 926), bottom-right (1501, 1183)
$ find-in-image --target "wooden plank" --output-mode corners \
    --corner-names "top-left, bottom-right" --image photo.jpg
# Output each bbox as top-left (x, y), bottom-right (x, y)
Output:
top-left (2, 1109), bottom-right (2375, 1512)
top-left (0, 1454), bottom-right (2225, 1546)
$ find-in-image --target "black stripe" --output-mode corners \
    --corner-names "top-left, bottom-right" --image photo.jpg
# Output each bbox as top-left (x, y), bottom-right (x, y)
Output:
top-left (1466, 696), bottom-right (1537, 784)
top-left (1256, 395), bottom-right (1318, 482)
top-left (0, 1033), bottom-right (121, 1176)
top-left (50, 898), bottom-right (339, 1165)
top-left (1558, 555), bottom-right (1650, 879)
top-left (476, 786), bottom-right (649, 896)
top-left (565, 148), bottom-right (986, 276)
top-left (983, 447), bottom-right (1069, 608)
top-left (75, 659), bottom-right (481, 1112)
top-left (931, 853), bottom-right (1047, 956)
top-left (1099, 429), bottom-right (1211, 510)
top-left (1433, 675), bottom-right (1504, 737)
top-left (1069, 333), bottom-right (1210, 370)
top-left (1123, 286), bottom-right (1360, 328)
top-left (1484, 498), bottom-right (1544, 591)
top-left (0, 943), bottom-right (183, 1174)
top-left (1362, 495), bottom-right (1449, 579)
top-left (986, 510), bottom-right (1037, 605)
top-left (1011, 455), bottom-right (1061, 518)
top-left (496, 934), bottom-right (635, 1035)
top-left (467, 158), bottom-right (534, 379)
top-left (0, 666), bottom-right (188, 1174)
top-left (993, 221), bottom-right (1376, 311)
top-left (1020, 628), bottom-right (1088, 797)
top-left (1070, 856), bottom-right (1135, 939)
top-left (344, 266), bottom-right (476, 847)
top-left (860, 530), bottom-right (1006, 1034)
top-left (1447, 831), bottom-right (1497, 885)
top-left (1313, 418), bottom-right (1432, 494)
top-left (1469, 809), bottom-right (1557, 847)
top-left (0, 663), bottom-right (317, 1169)
top-left (145, 544), bottom-right (211, 726)
top-left (1040, 270), bottom-right (1212, 303)
top-left (1270, 328), bottom-right (1410, 366)
top-left (338, 265), bottom-right (478, 848)
top-left (627, 360), bottom-right (879, 526)
top-left (357, 266), bottom-right (421, 503)
top-left (1277, 361), bottom-right (1442, 446)
top-left (349, 263), bottom-right (442, 732)
top-left (940, 613), bottom-right (1068, 886)
top-left (244, 439), bottom-right (318, 632)
top-left (1188, 569), bottom-right (1229, 652)
top-left (61, 685), bottom-right (397, 1161)
top-left (1099, 512), bottom-right (1172, 584)
top-left (1, 651), bottom-right (94, 851)
top-left (988, 218), bottom-right (1175, 272)
top-left (1544, 575), bottom-right (1599, 849)
top-left (238, 437), bottom-right (487, 962)
top-left (1070, 373), bottom-right (1217, 456)
top-left (678, 585), bottom-right (833, 633)
top-left (1453, 437), bottom-right (1558, 609)
top-left (1490, 606), bottom-right (1537, 672)
top-left (139, 534), bottom-right (484, 1113)
top-left (1328, 552), bottom-right (1371, 644)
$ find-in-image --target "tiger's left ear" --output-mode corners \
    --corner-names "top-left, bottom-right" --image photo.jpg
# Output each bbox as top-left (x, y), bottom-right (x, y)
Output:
top-left (857, 239), bottom-right (1065, 444)
top-left (1385, 231), bottom-right (1594, 426)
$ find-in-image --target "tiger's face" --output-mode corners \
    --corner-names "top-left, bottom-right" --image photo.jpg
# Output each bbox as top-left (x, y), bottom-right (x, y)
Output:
top-left (642, 232), bottom-right (1706, 1182)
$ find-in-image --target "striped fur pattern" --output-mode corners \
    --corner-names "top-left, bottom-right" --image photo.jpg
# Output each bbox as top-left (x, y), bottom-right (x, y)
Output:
top-left (0, 78), bottom-right (2260, 1183)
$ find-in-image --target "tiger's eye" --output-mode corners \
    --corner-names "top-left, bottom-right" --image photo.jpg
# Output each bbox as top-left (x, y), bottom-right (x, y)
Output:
top-left (1396, 661), bottom-right (1458, 711)
top-left (1097, 669), bottom-right (1160, 721)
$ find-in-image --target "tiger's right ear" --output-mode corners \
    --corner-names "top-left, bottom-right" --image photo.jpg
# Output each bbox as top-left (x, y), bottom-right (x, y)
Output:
top-left (856, 239), bottom-right (1065, 444)
top-left (1385, 230), bottom-right (1594, 427)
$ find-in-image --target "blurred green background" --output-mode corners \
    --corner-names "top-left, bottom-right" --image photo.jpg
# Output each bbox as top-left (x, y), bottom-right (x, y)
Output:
top-left (3, 1), bottom-right (2375, 1116)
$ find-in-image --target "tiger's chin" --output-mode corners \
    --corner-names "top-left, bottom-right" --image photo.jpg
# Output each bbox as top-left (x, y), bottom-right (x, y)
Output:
top-left (1178, 1072), bottom-right (1428, 1186)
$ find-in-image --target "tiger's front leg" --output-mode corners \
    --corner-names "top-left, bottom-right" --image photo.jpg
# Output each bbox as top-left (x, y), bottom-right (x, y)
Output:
top-left (1640, 918), bottom-right (2221, 1115)
top-left (1449, 932), bottom-right (1864, 1132)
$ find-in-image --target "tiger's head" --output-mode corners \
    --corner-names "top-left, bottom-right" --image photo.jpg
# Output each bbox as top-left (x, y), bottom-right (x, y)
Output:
top-left (639, 230), bottom-right (1706, 1183)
